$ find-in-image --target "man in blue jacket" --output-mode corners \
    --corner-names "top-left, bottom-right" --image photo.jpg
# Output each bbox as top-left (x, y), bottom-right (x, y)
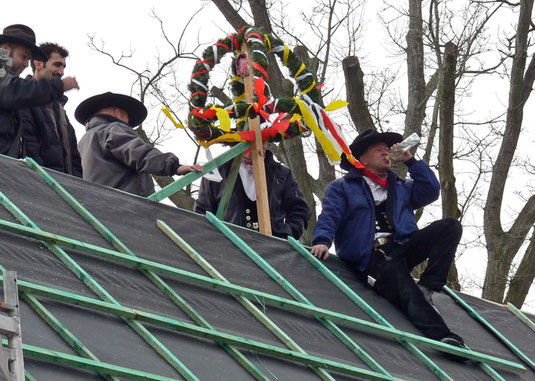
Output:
top-left (311, 129), bottom-right (466, 356)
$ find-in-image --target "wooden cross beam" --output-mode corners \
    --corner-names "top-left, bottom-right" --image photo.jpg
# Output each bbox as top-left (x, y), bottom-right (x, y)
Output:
top-left (241, 42), bottom-right (272, 236)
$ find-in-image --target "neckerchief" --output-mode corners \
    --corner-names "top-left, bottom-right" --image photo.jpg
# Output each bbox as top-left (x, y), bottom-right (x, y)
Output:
top-left (362, 169), bottom-right (388, 188)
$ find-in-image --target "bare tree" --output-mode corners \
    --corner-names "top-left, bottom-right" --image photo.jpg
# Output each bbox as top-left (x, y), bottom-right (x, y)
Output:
top-left (88, 9), bottom-right (203, 209)
top-left (482, 0), bottom-right (535, 305)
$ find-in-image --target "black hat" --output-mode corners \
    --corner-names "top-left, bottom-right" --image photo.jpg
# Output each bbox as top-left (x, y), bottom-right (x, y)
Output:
top-left (0, 24), bottom-right (46, 61)
top-left (75, 92), bottom-right (148, 127)
top-left (340, 128), bottom-right (403, 171)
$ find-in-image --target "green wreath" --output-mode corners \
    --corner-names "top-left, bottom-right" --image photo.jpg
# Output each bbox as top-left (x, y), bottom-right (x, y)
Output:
top-left (187, 26), bottom-right (324, 145)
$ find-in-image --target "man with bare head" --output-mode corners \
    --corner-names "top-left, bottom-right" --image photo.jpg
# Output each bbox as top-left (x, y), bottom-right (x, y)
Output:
top-left (21, 42), bottom-right (82, 176)
top-left (0, 24), bottom-right (78, 158)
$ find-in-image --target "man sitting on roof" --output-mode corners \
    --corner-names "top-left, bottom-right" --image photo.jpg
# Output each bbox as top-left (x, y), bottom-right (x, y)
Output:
top-left (310, 128), bottom-right (467, 360)
top-left (76, 92), bottom-right (202, 197)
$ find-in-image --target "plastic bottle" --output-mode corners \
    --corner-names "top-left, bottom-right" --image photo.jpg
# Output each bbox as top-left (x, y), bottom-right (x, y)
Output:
top-left (389, 132), bottom-right (420, 160)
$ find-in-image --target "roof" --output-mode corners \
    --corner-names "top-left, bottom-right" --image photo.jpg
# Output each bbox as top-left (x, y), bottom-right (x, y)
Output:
top-left (0, 154), bottom-right (534, 380)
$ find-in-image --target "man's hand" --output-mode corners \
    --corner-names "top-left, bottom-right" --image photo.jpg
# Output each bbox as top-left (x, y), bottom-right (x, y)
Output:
top-left (389, 143), bottom-right (413, 162)
top-left (310, 244), bottom-right (330, 261)
top-left (177, 164), bottom-right (204, 175)
top-left (62, 77), bottom-right (79, 92)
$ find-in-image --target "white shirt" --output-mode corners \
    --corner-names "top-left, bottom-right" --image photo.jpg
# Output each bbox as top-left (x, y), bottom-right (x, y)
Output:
top-left (363, 176), bottom-right (391, 239)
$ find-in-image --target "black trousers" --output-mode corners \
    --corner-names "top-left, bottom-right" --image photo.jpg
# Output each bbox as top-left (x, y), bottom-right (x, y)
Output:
top-left (362, 217), bottom-right (462, 340)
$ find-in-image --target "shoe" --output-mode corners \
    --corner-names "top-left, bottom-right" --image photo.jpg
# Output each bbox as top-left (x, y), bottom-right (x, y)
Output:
top-left (440, 335), bottom-right (470, 362)
top-left (418, 284), bottom-right (439, 313)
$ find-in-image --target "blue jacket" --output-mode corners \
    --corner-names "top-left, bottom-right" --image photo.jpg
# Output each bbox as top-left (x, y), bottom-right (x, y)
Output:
top-left (312, 159), bottom-right (440, 270)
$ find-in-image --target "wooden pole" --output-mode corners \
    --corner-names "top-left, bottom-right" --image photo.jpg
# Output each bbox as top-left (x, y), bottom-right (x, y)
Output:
top-left (241, 42), bottom-right (272, 236)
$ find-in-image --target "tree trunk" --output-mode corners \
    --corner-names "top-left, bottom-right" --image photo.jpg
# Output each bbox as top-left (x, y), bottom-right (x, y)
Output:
top-left (405, 0), bottom-right (426, 136)
top-left (482, 0), bottom-right (535, 302)
top-left (438, 41), bottom-right (461, 290)
top-left (505, 231), bottom-right (535, 307)
top-left (342, 56), bottom-right (375, 133)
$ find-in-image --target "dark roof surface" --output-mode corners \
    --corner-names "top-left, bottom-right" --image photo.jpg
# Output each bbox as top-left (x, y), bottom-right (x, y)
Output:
top-left (0, 154), bottom-right (533, 380)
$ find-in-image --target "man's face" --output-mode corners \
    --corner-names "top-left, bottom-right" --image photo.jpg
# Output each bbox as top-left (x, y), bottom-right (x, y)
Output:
top-left (360, 142), bottom-right (391, 173)
top-left (6, 45), bottom-right (31, 76)
top-left (35, 52), bottom-right (66, 79)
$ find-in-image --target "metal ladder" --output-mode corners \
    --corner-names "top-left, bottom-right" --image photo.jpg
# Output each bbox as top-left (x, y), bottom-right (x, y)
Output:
top-left (0, 272), bottom-right (24, 380)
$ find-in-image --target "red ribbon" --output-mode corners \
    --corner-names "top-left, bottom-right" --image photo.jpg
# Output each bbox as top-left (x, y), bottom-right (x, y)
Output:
top-left (191, 70), bottom-right (208, 81)
top-left (195, 60), bottom-right (215, 67)
top-left (214, 42), bottom-right (231, 52)
top-left (192, 108), bottom-right (217, 120)
top-left (246, 32), bottom-right (264, 43)
top-left (229, 34), bottom-right (240, 51)
top-left (320, 109), bottom-right (365, 169)
top-left (252, 62), bottom-right (269, 80)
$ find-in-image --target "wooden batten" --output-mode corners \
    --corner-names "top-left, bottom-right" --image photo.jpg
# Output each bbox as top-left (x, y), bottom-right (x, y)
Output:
top-left (241, 41), bottom-right (272, 236)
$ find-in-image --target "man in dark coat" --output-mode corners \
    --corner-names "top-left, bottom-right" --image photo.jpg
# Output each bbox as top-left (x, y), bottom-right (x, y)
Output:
top-left (194, 148), bottom-right (311, 239)
top-left (311, 129), bottom-right (467, 359)
top-left (76, 92), bottom-right (202, 197)
top-left (21, 42), bottom-right (82, 177)
top-left (0, 24), bottom-right (78, 158)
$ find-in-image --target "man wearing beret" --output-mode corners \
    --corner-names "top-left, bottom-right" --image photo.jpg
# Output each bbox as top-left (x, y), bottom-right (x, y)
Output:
top-left (0, 24), bottom-right (78, 158)
top-left (76, 92), bottom-right (202, 197)
top-left (311, 128), bottom-right (467, 359)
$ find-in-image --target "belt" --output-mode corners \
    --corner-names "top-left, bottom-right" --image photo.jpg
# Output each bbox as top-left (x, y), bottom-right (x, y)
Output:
top-left (373, 236), bottom-right (391, 248)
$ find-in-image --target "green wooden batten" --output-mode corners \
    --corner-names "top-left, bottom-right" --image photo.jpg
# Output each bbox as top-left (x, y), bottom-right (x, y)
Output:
top-left (0, 246), bottom-right (118, 381)
top-left (3, 276), bottom-right (399, 381)
top-left (0, 216), bottom-right (526, 374)
top-left (216, 153), bottom-right (243, 219)
top-left (159, 219), bottom-right (353, 381)
top-left (507, 302), bottom-right (535, 333)
top-left (216, 118), bottom-right (249, 219)
top-left (287, 237), bottom-right (506, 381)
top-left (0, 190), bottom-right (199, 381)
top-left (444, 285), bottom-right (535, 371)
top-left (202, 213), bottom-right (393, 376)
top-left (1, 339), bottom-right (183, 381)
top-left (22, 159), bottom-right (268, 381)
top-left (147, 141), bottom-right (250, 202)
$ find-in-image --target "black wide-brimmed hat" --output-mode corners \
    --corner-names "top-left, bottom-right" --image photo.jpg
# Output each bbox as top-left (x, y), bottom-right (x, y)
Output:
top-left (0, 24), bottom-right (46, 61)
top-left (340, 128), bottom-right (403, 171)
top-left (75, 92), bottom-right (148, 127)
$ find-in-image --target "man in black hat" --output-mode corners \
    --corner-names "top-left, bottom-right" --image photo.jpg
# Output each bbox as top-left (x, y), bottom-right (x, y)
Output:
top-left (21, 42), bottom-right (82, 177)
top-left (311, 128), bottom-right (467, 358)
top-left (0, 24), bottom-right (78, 158)
top-left (77, 92), bottom-right (203, 197)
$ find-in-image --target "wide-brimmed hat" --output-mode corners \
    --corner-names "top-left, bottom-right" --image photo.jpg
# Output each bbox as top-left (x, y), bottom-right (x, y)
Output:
top-left (75, 92), bottom-right (148, 127)
top-left (340, 128), bottom-right (403, 171)
top-left (0, 24), bottom-right (46, 61)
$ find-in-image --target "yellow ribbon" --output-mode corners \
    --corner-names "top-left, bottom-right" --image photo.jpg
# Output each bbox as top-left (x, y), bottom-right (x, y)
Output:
top-left (293, 97), bottom-right (340, 163)
top-left (325, 100), bottom-right (349, 111)
top-left (264, 34), bottom-right (272, 52)
top-left (283, 45), bottom-right (290, 66)
top-left (211, 105), bottom-right (231, 131)
top-left (161, 107), bottom-right (185, 129)
top-left (233, 93), bottom-right (245, 103)
top-left (301, 80), bottom-right (316, 95)
top-left (294, 63), bottom-right (306, 79)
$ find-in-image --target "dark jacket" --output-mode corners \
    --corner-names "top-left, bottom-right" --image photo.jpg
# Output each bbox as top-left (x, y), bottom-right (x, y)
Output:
top-left (312, 160), bottom-right (440, 270)
top-left (194, 150), bottom-right (311, 239)
top-left (0, 72), bottom-right (64, 157)
top-left (20, 94), bottom-right (82, 177)
top-left (78, 115), bottom-right (181, 197)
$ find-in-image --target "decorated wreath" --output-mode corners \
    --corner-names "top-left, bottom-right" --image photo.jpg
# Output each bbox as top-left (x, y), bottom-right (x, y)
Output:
top-left (167, 25), bottom-right (362, 168)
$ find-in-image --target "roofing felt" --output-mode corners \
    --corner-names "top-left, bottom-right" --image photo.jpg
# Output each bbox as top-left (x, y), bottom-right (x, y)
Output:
top-left (0, 154), bottom-right (533, 380)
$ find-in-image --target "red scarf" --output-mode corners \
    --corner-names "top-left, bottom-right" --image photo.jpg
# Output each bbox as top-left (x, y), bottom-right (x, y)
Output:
top-left (362, 169), bottom-right (388, 188)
